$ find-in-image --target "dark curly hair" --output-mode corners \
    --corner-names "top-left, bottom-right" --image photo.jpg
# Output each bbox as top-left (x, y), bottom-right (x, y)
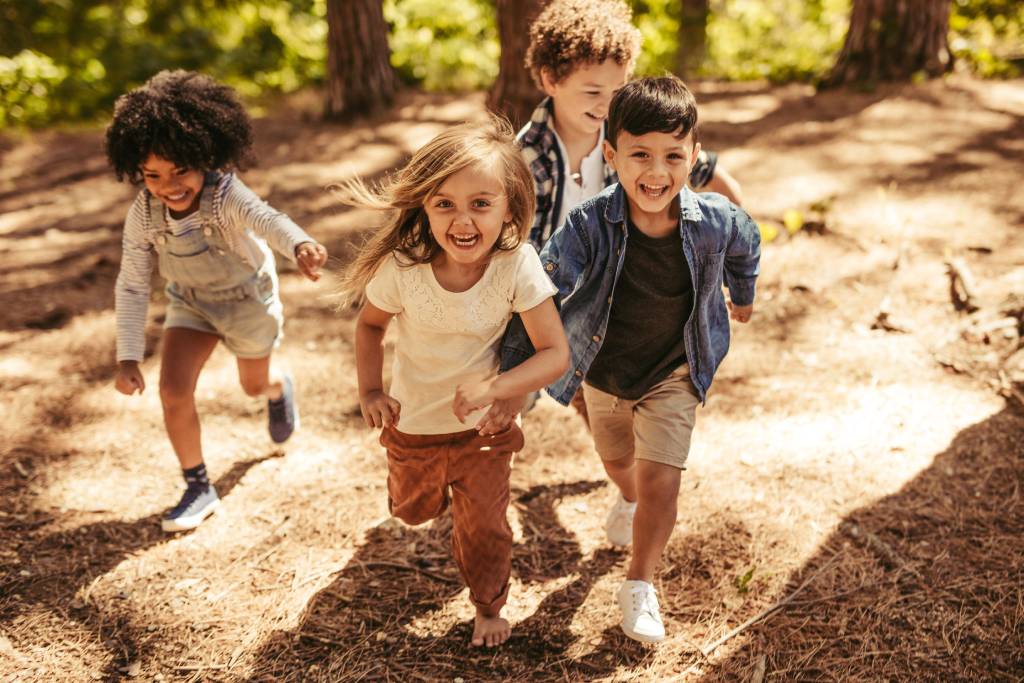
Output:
top-left (105, 70), bottom-right (255, 183)
top-left (525, 0), bottom-right (641, 89)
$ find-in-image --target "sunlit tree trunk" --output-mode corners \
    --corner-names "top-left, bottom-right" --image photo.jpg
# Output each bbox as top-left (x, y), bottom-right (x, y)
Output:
top-left (487, 0), bottom-right (548, 128)
top-left (677, 0), bottom-right (709, 79)
top-left (825, 0), bottom-right (951, 86)
top-left (325, 0), bottom-right (396, 120)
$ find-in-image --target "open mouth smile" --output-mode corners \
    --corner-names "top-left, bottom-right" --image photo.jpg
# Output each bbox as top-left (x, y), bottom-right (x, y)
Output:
top-left (639, 183), bottom-right (669, 199)
top-left (449, 233), bottom-right (481, 249)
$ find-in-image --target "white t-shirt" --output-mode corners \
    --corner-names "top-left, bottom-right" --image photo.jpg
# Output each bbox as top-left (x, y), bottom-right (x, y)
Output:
top-left (554, 128), bottom-right (606, 234)
top-left (365, 243), bottom-right (558, 435)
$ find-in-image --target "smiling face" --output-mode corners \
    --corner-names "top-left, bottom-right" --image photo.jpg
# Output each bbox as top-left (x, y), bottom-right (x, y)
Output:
top-left (423, 163), bottom-right (513, 270)
top-left (542, 59), bottom-right (630, 143)
top-left (140, 154), bottom-right (205, 216)
top-left (604, 129), bottom-right (701, 231)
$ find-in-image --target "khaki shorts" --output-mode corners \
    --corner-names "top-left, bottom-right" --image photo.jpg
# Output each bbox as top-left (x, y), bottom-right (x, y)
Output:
top-left (581, 365), bottom-right (700, 470)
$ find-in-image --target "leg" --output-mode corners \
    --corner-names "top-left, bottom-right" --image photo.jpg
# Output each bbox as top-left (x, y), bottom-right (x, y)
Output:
top-left (236, 355), bottom-right (282, 401)
top-left (582, 384), bottom-right (637, 502)
top-left (448, 426), bottom-right (522, 647)
top-left (570, 388), bottom-right (591, 433)
top-left (627, 460), bottom-right (682, 582)
top-left (379, 428), bottom-right (449, 526)
top-left (159, 327), bottom-right (220, 469)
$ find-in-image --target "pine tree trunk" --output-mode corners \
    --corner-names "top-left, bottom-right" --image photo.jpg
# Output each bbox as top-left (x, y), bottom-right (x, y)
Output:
top-left (487, 0), bottom-right (548, 129)
top-left (324, 0), bottom-right (397, 120)
top-left (677, 0), bottom-right (709, 80)
top-left (825, 0), bottom-right (952, 86)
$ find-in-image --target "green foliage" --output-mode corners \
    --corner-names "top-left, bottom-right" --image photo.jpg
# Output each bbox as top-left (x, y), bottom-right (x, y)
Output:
top-left (630, 0), bottom-right (681, 76)
top-left (0, 0), bottom-right (327, 128)
top-left (950, 0), bottom-right (1023, 77)
top-left (384, 0), bottom-right (498, 91)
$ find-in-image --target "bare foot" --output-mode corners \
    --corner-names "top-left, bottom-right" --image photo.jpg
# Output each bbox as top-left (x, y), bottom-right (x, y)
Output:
top-left (471, 610), bottom-right (511, 647)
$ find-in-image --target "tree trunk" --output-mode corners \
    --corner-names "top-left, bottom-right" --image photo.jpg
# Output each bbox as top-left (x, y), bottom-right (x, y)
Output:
top-left (677, 0), bottom-right (709, 80)
top-left (324, 0), bottom-right (396, 120)
top-left (487, 0), bottom-right (548, 129)
top-left (825, 0), bottom-right (951, 86)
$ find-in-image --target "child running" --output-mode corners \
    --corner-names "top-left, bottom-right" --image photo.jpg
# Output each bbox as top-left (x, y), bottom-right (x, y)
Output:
top-left (337, 118), bottom-right (569, 647)
top-left (106, 70), bottom-right (328, 532)
top-left (503, 76), bottom-right (761, 643)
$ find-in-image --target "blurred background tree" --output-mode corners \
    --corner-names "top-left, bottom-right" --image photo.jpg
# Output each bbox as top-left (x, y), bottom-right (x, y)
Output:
top-left (1, 0), bottom-right (1021, 128)
top-left (325, 0), bottom-right (396, 119)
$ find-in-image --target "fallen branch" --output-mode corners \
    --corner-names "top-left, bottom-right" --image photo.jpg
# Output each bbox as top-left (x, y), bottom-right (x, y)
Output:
top-left (840, 522), bottom-right (924, 581)
top-left (697, 552), bottom-right (842, 658)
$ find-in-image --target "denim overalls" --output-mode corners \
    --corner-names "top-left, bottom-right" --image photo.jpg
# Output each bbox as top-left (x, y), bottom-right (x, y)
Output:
top-left (148, 174), bottom-right (283, 358)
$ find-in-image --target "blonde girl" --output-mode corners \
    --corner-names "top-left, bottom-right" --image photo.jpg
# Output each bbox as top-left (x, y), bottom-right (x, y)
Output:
top-left (338, 118), bottom-right (569, 647)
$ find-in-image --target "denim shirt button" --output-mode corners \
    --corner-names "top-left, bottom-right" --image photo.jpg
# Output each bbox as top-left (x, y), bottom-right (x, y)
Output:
top-left (544, 263), bottom-right (554, 272)
top-left (616, 248), bottom-right (622, 256)
top-left (592, 335), bottom-right (600, 342)
top-left (574, 369), bottom-right (582, 377)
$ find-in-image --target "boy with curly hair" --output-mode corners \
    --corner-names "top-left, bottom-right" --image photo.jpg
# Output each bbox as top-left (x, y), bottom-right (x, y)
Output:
top-left (520, 0), bottom-right (743, 250)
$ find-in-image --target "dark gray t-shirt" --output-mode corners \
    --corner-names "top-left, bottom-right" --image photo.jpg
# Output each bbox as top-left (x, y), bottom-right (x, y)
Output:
top-left (585, 220), bottom-right (694, 400)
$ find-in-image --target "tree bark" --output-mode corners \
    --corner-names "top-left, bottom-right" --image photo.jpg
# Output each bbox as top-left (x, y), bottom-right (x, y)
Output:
top-left (677, 0), bottom-right (709, 80)
top-left (487, 0), bottom-right (549, 129)
top-left (324, 0), bottom-right (397, 120)
top-left (825, 0), bottom-right (952, 86)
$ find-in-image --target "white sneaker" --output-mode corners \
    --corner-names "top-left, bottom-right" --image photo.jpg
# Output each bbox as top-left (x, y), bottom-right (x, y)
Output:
top-left (606, 493), bottom-right (637, 547)
top-left (617, 580), bottom-right (665, 643)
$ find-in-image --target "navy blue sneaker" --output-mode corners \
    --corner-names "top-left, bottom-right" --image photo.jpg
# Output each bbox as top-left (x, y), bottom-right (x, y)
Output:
top-left (268, 374), bottom-right (299, 443)
top-left (162, 484), bottom-right (220, 532)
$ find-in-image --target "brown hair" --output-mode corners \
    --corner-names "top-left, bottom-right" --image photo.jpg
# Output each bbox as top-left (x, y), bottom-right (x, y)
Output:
top-left (525, 0), bottom-right (642, 89)
top-left (335, 117), bottom-right (536, 306)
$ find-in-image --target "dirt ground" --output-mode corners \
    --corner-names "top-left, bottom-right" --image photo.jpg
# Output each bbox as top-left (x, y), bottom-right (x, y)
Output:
top-left (1, 76), bottom-right (1022, 682)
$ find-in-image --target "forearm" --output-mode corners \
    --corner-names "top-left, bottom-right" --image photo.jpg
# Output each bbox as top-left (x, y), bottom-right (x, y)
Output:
top-left (490, 344), bottom-right (570, 400)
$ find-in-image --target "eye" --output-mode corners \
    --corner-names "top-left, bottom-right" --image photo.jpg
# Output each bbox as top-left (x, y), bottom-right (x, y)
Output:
top-left (174, 168), bottom-right (190, 176)
top-left (433, 199), bottom-right (453, 209)
top-left (630, 151), bottom-right (649, 159)
top-left (472, 199), bottom-right (492, 209)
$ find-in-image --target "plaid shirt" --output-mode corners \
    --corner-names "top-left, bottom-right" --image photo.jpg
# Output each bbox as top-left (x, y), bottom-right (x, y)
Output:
top-left (517, 97), bottom-right (718, 250)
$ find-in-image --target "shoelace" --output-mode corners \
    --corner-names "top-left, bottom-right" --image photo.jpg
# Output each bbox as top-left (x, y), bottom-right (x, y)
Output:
top-left (168, 485), bottom-right (209, 516)
top-left (631, 587), bottom-right (660, 619)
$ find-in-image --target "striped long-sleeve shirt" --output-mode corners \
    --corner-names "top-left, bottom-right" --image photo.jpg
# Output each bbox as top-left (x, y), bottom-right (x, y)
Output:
top-left (115, 173), bottom-right (313, 362)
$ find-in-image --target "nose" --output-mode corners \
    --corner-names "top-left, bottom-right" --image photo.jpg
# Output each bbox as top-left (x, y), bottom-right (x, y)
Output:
top-left (453, 210), bottom-right (473, 227)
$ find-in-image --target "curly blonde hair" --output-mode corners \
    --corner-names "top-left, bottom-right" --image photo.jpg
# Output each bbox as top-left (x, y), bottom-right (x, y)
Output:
top-left (525, 0), bottom-right (642, 89)
top-left (335, 117), bottom-right (536, 306)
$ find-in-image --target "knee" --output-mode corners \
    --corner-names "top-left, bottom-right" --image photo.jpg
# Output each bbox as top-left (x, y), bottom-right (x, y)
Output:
top-left (636, 467), bottom-right (681, 504)
top-left (603, 455), bottom-right (634, 474)
top-left (391, 507), bottom-right (436, 527)
top-left (159, 380), bottom-right (194, 411)
top-left (239, 376), bottom-right (268, 398)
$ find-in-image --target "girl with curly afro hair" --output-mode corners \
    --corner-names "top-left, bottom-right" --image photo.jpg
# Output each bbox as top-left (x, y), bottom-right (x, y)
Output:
top-left (106, 70), bottom-right (328, 533)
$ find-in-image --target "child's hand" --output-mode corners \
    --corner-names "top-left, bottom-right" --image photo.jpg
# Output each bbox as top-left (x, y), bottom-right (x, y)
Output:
top-left (474, 395), bottom-right (526, 435)
top-left (295, 241), bottom-right (328, 282)
top-left (115, 361), bottom-right (145, 395)
top-left (453, 380), bottom-right (497, 423)
top-left (360, 390), bottom-right (401, 429)
top-left (727, 301), bottom-right (753, 323)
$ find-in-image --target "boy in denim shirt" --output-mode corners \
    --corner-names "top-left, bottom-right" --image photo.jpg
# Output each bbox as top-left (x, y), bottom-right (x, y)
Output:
top-left (503, 76), bottom-right (760, 642)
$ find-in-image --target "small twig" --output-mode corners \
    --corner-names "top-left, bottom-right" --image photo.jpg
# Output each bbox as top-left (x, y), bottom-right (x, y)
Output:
top-left (698, 552), bottom-right (842, 657)
top-left (945, 255), bottom-right (980, 313)
top-left (840, 522), bottom-right (924, 581)
top-left (356, 559), bottom-right (460, 584)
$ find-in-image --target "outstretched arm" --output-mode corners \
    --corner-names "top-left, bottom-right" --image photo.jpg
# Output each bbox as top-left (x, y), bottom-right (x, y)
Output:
top-left (703, 164), bottom-right (744, 207)
top-left (723, 204), bottom-right (761, 323)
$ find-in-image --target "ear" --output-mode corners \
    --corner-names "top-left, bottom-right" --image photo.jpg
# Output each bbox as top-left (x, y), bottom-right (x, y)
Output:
top-left (540, 68), bottom-right (559, 97)
top-left (688, 140), bottom-right (703, 174)
top-left (602, 139), bottom-right (617, 170)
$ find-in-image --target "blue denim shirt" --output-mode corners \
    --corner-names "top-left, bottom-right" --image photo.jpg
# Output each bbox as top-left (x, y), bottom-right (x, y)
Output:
top-left (499, 183), bottom-right (760, 405)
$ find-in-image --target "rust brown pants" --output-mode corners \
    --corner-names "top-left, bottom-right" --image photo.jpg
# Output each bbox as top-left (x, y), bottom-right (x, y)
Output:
top-left (380, 424), bottom-right (524, 613)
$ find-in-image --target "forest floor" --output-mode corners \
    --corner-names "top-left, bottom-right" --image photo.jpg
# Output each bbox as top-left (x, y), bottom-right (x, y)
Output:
top-left (1, 76), bottom-right (1022, 682)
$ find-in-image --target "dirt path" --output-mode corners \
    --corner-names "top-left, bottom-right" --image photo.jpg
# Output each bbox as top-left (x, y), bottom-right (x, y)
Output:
top-left (1, 78), bottom-right (1022, 681)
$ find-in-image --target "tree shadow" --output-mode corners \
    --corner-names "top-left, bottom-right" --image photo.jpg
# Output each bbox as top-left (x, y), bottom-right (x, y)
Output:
top-left (0, 452), bottom-right (284, 679)
top-left (701, 406), bottom-right (1024, 681)
top-left (245, 478), bottom-right (669, 681)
